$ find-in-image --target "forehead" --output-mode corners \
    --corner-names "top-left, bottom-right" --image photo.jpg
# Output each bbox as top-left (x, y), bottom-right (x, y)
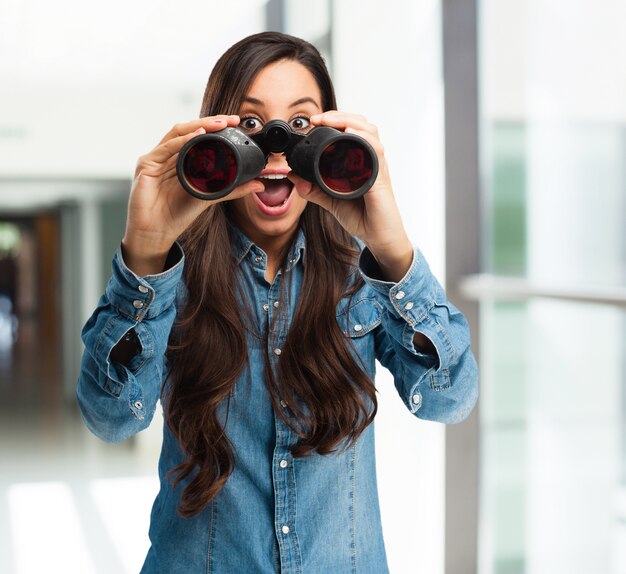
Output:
top-left (245, 59), bottom-right (322, 108)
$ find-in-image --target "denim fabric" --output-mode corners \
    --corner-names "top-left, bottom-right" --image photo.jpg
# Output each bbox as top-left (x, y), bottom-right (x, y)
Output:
top-left (76, 227), bottom-right (478, 574)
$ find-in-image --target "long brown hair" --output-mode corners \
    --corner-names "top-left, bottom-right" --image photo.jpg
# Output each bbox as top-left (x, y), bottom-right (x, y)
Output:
top-left (164, 32), bottom-right (377, 517)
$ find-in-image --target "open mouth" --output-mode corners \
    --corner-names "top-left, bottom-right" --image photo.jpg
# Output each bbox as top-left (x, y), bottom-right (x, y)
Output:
top-left (254, 173), bottom-right (294, 213)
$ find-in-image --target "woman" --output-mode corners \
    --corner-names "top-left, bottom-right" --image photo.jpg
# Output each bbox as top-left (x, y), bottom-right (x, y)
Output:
top-left (77, 31), bottom-right (478, 574)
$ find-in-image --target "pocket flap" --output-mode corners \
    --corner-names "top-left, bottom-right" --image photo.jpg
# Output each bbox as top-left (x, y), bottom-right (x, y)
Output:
top-left (336, 297), bottom-right (382, 337)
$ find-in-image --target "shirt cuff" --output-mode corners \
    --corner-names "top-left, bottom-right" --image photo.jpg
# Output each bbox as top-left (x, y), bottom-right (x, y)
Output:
top-left (359, 247), bottom-right (441, 322)
top-left (359, 246), bottom-right (448, 360)
top-left (105, 242), bottom-right (185, 322)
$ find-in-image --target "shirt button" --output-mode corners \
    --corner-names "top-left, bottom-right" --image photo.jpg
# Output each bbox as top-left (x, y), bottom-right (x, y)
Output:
top-left (280, 400), bottom-right (288, 408)
top-left (353, 324), bottom-right (363, 332)
top-left (395, 290), bottom-right (406, 300)
top-left (282, 525), bottom-right (290, 535)
top-left (138, 285), bottom-right (149, 294)
top-left (412, 393), bottom-right (422, 406)
top-left (280, 459), bottom-right (288, 469)
top-left (273, 301), bottom-right (280, 308)
top-left (274, 348), bottom-right (282, 356)
top-left (255, 255), bottom-right (263, 263)
top-left (263, 303), bottom-right (269, 312)
top-left (134, 401), bottom-right (143, 409)
top-left (404, 302), bottom-right (414, 310)
top-left (132, 300), bottom-right (144, 309)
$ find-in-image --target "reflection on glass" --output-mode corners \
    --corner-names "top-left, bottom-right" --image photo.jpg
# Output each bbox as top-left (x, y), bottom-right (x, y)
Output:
top-left (480, 301), bottom-right (625, 574)
top-left (485, 124), bottom-right (527, 277)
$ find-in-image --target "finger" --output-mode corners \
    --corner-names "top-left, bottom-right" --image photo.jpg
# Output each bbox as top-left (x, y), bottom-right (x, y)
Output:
top-left (310, 111), bottom-right (376, 135)
top-left (227, 178), bottom-right (266, 200)
top-left (289, 173), bottom-right (335, 212)
top-left (146, 115), bottom-right (243, 174)
top-left (145, 153), bottom-right (180, 180)
top-left (343, 126), bottom-right (385, 157)
top-left (143, 127), bottom-right (207, 168)
top-left (158, 115), bottom-right (239, 144)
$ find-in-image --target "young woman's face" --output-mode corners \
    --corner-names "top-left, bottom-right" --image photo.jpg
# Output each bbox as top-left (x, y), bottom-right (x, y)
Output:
top-left (228, 59), bottom-right (322, 251)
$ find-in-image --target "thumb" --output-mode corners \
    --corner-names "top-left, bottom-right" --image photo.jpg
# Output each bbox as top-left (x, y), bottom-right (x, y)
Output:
top-left (289, 173), bottom-right (334, 211)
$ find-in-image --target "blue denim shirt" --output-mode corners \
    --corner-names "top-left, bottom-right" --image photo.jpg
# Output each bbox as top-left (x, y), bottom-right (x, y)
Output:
top-left (76, 227), bottom-right (478, 574)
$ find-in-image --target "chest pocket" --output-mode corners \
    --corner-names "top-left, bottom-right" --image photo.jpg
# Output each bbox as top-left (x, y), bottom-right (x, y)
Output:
top-left (336, 297), bottom-right (382, 377)
top-left (335, 296), bottom-right (382, 338)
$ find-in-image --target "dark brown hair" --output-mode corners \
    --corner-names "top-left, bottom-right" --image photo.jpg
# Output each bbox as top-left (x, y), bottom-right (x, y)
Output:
top-left (163, 32), bottom-right (377, 517)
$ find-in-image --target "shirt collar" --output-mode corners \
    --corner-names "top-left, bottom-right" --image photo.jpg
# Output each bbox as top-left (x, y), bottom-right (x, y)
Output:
top-left (285, 227), bottom-right (307, 271)
top-left (228, 223), bottom-right (306, 270)
top-left (228, 222), bottom-right (255, 264)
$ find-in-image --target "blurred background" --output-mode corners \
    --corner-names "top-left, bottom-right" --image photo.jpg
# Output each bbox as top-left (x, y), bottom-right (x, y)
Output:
top-left (0, 0), bottom-right (624, 573)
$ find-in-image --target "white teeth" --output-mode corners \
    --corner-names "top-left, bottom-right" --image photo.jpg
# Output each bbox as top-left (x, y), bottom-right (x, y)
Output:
top-left (259, 173), bottom-right (287, 180)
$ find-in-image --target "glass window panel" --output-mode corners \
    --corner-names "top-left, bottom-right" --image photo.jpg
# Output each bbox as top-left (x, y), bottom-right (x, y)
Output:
top-left (480, 301), bottom-right (625, 574)
top-left (479, 1), bottom-right (626, 573)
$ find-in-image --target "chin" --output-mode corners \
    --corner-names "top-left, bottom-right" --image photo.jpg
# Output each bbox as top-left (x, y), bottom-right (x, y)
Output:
top-left (229, 192), bottom-right (307, 247)
top-left (253, 216), bottom-right (302, 238)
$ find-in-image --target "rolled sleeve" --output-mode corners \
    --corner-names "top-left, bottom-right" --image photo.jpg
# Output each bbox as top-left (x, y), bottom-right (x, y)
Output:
top-left (106, 243), bottom-right (184, 322)
top-left (76, 243), bottom-right (184, 442)
top-left (359, 246), bottom-right (478, 424)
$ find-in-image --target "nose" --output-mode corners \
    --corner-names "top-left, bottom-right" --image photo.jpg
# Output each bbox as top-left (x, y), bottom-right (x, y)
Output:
top-left (266, 152), bottom-right (287, 164)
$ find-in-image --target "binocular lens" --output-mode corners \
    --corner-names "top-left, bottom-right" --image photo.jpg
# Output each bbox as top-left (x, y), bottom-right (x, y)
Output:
top-left (318, 139), bottom-right (375, 194)
top-left (180, 139), bottom-right (238, 197)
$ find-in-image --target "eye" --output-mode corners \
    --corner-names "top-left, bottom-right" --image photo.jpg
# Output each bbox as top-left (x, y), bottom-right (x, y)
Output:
top-left (240, 117), bottom-right (262, 132)
top-left (289, 116), bottom-right (311, 133)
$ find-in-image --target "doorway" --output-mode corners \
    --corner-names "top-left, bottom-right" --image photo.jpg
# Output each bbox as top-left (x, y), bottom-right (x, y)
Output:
top-left (0, 213), bottom-right (63, 413)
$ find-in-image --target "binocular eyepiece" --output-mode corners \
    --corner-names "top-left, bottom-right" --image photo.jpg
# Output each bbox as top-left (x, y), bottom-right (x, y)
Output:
top-left (176, 120), bottom-right (379, 201)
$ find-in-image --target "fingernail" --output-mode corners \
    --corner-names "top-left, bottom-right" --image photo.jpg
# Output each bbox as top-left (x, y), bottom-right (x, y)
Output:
top-left (193, 127), bottom-right (206, 135)
top-left (310, 114), bottom-right (322, 122)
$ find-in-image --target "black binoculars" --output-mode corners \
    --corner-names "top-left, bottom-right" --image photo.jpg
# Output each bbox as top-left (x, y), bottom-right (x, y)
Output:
top-left (176, 119), bottom-right (379, 201)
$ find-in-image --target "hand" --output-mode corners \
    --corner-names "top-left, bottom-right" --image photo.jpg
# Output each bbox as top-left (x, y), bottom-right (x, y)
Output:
top-left (122, 115), bottom-right (264, 275)
top-left (289, 111), bottom-right (413, 282)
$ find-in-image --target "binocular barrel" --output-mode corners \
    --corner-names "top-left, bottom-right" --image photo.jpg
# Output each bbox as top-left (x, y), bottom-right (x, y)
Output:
top-left (176, 120), bottom-right (379, 201)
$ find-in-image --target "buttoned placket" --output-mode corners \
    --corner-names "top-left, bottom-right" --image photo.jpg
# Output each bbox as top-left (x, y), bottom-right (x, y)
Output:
top-left (246, 240), bottom-right (303, 572)
top-left (265, 269), bottom-right (302, 573)
top-left (272, 418), bottom-right (301, 572)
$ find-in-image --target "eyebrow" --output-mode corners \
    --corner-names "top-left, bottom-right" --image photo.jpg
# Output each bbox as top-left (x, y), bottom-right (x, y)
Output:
top-left (242, 96), bottom-right (321, 109)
